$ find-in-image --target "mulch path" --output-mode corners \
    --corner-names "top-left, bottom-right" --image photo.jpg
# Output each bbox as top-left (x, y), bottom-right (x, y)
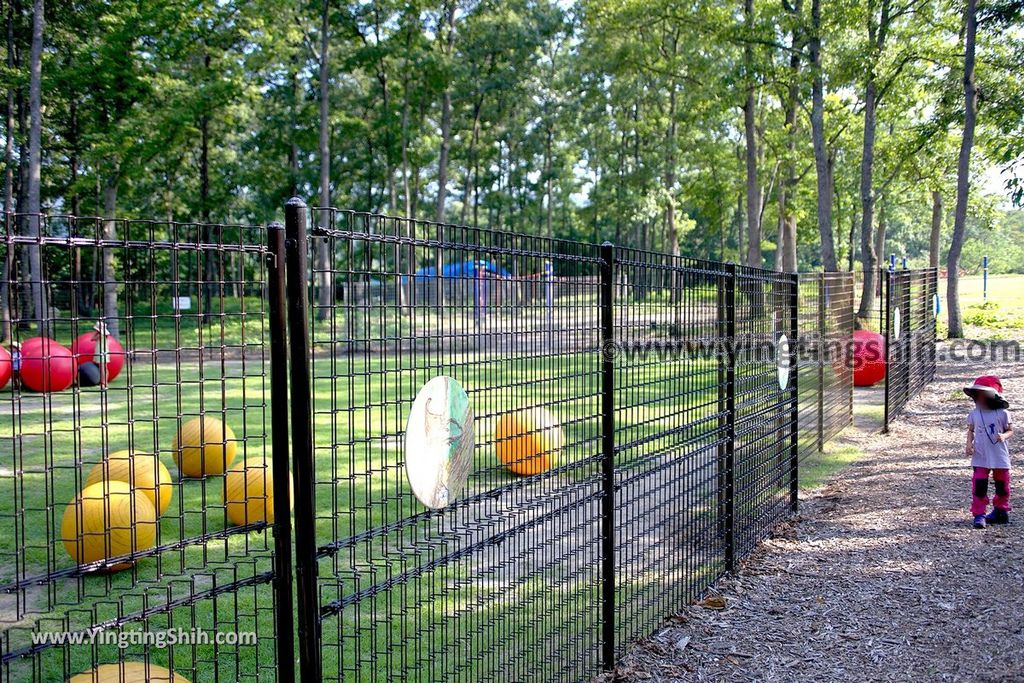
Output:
top-left (599, 343), bottom-right (1024, 682)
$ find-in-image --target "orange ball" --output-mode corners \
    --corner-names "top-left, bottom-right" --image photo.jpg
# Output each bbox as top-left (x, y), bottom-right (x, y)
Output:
top-left (494, 407), bottom-right (564, 476)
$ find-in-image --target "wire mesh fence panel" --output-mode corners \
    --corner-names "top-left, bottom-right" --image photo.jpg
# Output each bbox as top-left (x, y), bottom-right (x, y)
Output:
top-left (797, 275), bottom-right (823, 463)
top-left (298, 206), bottom-right (605, 683)
top-left (821, 273), bottom-right (855, 444)
top-left (0, 214), bottom-right (285, 683)
top-left (732, 268), bottom-right (798, 559)
top-left (610, 249), bottom-right (729, 656)
top-left (797, 273), bottom-right (855, 468)
top-left (884, 268), bottom-right (937, 430)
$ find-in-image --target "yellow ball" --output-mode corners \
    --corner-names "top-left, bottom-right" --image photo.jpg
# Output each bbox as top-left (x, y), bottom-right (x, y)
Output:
top-left (172, 416), bottom-right (237, 477)
top-left (84, 450), bottom-right (173, 516)
top-left (69, 662), bottom-right (188, 683)
top-left (494, 407), bottom-right (564, 476)
top-left (60, 480), bottom-right (157, 570)
top-left (223, 458), bottom-right (292, 526)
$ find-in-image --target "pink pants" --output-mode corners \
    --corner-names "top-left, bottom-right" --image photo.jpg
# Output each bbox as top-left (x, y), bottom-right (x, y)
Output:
top-left (971, 467), bottom-right (1012, 516)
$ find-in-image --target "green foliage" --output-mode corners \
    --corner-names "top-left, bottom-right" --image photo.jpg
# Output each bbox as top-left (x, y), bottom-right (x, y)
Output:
top-left (0, 0), bottom-right (1021, 265)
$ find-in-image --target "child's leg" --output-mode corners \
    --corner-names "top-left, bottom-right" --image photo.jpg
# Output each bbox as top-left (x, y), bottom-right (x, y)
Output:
top-left (992, 469), bottom-right (1011, 512)
top-left (971, 467), bottom-right (991, 516)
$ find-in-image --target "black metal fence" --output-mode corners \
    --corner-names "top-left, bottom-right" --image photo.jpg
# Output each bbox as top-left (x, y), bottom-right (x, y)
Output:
top-left (0, 203), bottom-right (891, 683)
top-left (883, 268), bottom-right (939, 432)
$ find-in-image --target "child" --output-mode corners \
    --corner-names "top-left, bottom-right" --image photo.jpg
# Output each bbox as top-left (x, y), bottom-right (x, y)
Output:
top-left (964, 375), bottom-right (1013, 528)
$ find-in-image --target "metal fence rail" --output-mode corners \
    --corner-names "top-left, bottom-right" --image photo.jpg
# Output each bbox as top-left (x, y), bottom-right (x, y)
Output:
top-left (883, 268), bottom-right (938, 432)
top-left (0, 203), bottom-right (927, 683)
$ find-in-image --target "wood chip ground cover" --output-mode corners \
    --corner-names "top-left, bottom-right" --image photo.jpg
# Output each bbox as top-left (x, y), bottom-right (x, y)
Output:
top-left (598, 344), bottom-right (1024, 682)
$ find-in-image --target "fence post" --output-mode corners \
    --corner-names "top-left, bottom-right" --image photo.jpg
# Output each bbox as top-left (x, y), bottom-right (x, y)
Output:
top-left (716, 270), bottom-right (727, 549)
top-left (817, 274), bottom-right (826, 452)
top-left (723, 263), bottom-right (737, 572)
top-left (790, 273), bottom-right (800, 512)
top-left (882, 269), bottom-right (892, 434)
top-left (267, 221), bottom-right (296, 683)
top-left (284, 197), bottom-right (322, 681)
top-left (599, 241), bottom-right (616, 672)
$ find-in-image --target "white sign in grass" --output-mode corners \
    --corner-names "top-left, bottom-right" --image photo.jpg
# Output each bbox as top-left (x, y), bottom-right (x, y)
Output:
top-left (173, 296), bottom-right (192, 311)
top-left (404, 376), bottom-right (474, 509)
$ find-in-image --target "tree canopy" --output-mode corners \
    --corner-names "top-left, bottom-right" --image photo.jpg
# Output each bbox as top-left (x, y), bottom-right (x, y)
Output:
top-left (2, 0), bottom-right (1023, 275)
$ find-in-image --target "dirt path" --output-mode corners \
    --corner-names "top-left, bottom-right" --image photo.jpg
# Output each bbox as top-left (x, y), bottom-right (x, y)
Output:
top-left (603, 343), bottom-right (1024, 682)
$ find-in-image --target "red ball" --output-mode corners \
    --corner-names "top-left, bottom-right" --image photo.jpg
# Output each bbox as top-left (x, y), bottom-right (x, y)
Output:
top-left (70, 329), bottom-right (125, 385)
top-left (0, 345), bottom-right (11, 390)
top-left (19, 337), bottom-right (75, 392)
top-left (852, 329), bottom-right (886, 387)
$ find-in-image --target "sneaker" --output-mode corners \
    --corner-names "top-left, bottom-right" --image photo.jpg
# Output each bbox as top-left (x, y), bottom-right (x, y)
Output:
top-left (986, 508), bottom-right (1010, 525)
top-left (973, 515), bottom-right (987, 529)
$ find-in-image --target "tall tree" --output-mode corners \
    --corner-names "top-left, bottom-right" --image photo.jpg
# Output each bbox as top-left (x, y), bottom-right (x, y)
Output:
top-left (742, 0), bottom-right (762, 268)
top-left (809, 0), bottom-right (837, 270)
top-left (946, 0), bottom-right (978, 339)
top-left (23, 0), bottom-right (45, 333)
top-left (929, 189), bottom-right (942, 268)
top-left (316, 0), bottom-right (331, 321)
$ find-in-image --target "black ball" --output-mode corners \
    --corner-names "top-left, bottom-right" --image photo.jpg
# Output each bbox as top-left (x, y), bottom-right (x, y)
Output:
top-left (78, 362), bottom-right (102, 387)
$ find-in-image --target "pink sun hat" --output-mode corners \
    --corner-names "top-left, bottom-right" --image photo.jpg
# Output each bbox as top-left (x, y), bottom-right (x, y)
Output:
top-left (964, 375), bottom-right (1006, 403)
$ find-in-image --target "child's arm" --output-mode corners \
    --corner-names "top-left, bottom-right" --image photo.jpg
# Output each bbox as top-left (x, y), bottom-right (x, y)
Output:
top-left (967, 424), bottom-right (975, 456)
top-left (999, 425), bottom-right (1013, 443)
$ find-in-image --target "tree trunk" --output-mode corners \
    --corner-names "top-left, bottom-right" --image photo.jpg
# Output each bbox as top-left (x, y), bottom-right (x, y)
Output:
top-left (23, 0), bottom-right (46, 334)
top-left (459, 97), bottom-right (483, 225)
top-left (929, 190), bottom-right (942, 269)
top-left (810, 0), bottom-right (837, 271)
top-left (856, 77), bottom-right (878, 320)
top-left (1, 0), bottom-right (15, 342)
top-left (742, 0), bottom-right (761, 268)
top-left (288, 63), bottom-right (300, 196)
top-left (947, 0), bottom-right (978, 339)
top-left (316, 0), bottom-right (331, 321)
top-left (874, 196), bottom-right (887, 272)
top-left (433, 0), bottom-right (456, 306)
top-left (847, 211), bottom-right (857, 272)
top-left (102, 178), bottom-right (119, 338)
top-left (856, 0), bottom-right (892, 319)
top-left (735, 191), bottom-right (745, 263)
top-left (779, 3), bottom-right (801, 274)
top-left (199, 109), bottom-right (217, 325)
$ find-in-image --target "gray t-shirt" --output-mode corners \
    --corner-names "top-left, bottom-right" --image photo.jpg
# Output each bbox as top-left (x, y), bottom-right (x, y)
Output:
top-left (968, 407), bottom-right (1012, 470)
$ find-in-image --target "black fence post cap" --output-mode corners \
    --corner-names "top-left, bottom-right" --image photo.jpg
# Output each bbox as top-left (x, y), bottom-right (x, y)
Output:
top-left (268, 221), bottom-right (284, 231)
top-left (286, 196), bottom-right (307, 208)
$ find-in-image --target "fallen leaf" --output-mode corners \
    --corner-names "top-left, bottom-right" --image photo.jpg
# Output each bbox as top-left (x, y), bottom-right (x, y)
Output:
top-left (699, 595), bottom-right (727, 610)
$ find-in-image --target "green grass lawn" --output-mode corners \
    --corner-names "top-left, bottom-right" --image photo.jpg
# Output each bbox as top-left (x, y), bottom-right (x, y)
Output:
top-left (936, 273), bottom-right (1024, 339)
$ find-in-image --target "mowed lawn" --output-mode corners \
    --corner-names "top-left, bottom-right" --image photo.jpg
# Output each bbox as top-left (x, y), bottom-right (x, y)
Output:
top-left (936, 273), bottom-right (1024, 339)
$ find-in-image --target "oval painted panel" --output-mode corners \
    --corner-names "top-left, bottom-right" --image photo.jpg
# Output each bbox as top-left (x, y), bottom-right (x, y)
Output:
top-left (404, 376), bottom-right (474, 509)
top-left (777, 334), bottom-right (792, 391)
